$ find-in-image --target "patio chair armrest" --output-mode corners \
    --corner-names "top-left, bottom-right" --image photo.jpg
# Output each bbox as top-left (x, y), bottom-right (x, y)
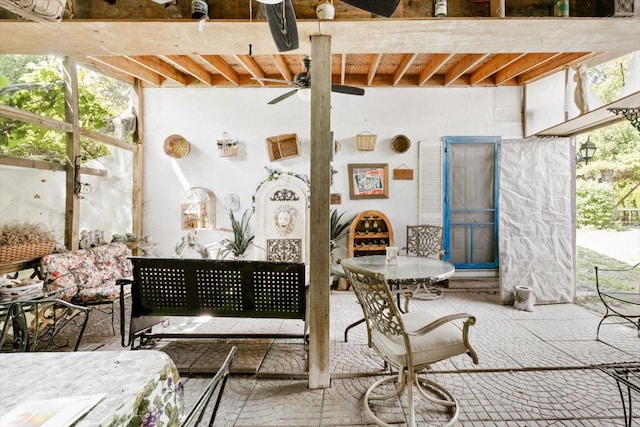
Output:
top-left (40, 297), bottom-right (90, 312)
top-left (406, 312), bottom-right (476, 336)
top-left (596, 262), bottom-right (640, 273)
top-left (116, 278), bottom-right (134, 287)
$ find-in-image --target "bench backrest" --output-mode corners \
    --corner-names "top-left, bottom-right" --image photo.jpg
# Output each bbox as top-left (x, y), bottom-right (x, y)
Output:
top-left (129, 257), bottom-right (306, 320)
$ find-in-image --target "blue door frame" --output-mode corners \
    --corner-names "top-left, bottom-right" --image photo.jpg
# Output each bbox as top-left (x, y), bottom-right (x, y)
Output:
top-left (443, 136), bottom-right (500, 270)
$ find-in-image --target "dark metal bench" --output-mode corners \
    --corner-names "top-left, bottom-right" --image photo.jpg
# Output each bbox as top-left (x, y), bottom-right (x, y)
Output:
top-left (118, 257), bottom-right (307, 348)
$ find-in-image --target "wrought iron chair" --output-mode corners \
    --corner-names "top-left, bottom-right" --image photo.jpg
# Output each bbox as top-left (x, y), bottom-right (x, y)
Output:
top-left (595, 262), bottom-right (640, 339)
top-left (0, 298), bottom-right (89, 352)
top-left (342, 263), bottom-right (478, 427)
top-left (402, 225), bottom-right (446, 300)
top-left (181, 346), bottom-right (237, 427)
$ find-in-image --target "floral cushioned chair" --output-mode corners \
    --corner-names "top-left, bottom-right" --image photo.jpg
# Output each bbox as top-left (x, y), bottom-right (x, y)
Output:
top-left (40, 242), bottom-right (133, 333)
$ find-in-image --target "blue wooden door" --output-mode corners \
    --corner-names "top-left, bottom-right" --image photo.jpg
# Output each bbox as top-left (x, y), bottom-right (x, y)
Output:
top-left (443, 136), bottom-right (499, 269)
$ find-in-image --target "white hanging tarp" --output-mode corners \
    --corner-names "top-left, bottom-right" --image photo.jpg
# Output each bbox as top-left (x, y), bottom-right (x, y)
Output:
top-left (499, 138), bottom-right (574, 305)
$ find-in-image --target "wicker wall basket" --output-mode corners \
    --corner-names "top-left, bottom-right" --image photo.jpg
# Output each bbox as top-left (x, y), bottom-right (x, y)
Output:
top-left (356, 131), bottom-right (377, 151)
top-left (391, 134), bottom-right (411, 153)
top-left (217, 132), bottom-right (239, 158)
top-left (266, 133), bottom-right (301, 161)
top-left (0, 241), bottom-right (55, 262)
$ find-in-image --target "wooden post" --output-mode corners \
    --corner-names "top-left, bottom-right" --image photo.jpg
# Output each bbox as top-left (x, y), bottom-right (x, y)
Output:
top-left (308, 34), bottom-right (331, 389)
top-left (132, 79), bottom-right (144, 239)
top-left (63, 57), bottom-right (80, 250)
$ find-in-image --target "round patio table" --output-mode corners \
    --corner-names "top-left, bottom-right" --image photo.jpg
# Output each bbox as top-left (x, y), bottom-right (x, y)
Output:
top-left (338, 255), bottom-right (455, 342)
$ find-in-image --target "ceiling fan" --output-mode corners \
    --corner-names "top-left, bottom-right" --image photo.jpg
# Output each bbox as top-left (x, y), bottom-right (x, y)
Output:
top-left (255, 56), bottom-right (365, 105)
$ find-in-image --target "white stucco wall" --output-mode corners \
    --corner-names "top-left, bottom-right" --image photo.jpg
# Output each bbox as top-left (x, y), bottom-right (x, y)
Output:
top-left (141, 86), bottom-right (523, 257)
top-left (0, 86), bottom-right (524, 259)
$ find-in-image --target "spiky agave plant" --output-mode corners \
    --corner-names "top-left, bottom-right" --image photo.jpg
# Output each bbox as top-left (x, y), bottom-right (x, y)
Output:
top-left (330, 209), bottom-right (355, 255)
top-left (222, 209), bottom-right (255, 258)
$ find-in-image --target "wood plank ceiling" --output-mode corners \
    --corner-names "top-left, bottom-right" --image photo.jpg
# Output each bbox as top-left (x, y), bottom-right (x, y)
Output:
top-left (84, 51), bottom-right (597, 89)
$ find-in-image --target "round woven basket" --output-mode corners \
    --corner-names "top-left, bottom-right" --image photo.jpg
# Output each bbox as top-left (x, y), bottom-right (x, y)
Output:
top-left (163, 134), bottom-right (190, 159)
top-left (391, 134), bottom-right (411, 153)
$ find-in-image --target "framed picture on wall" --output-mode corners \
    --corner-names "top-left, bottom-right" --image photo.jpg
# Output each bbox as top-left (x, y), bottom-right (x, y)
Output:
top-left (348, 163), bottom-right (389, 199)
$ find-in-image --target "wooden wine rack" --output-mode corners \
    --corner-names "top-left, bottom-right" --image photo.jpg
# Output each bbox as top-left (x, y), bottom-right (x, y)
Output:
top-left (348, 210), bottom-right (394, 258)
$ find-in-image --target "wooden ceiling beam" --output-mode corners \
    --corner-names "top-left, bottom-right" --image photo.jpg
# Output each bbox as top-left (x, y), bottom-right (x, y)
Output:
top-left (494, 52), bottom-right (560, 85)
top-left (340, 53), bottom-right (346, 85)
top-left (2, 20), bottom-right (638, 57)
top-left (418, 53), bottom-right (453, 86)
top-left (86, 55), bottom-right (164, 86)
top-left (127, 55), bottom-right (189, 86)
top-left (393, 53), bottom-right (418, 86)
top-left (367, 53), bottom-right (383, 86)
top-left (235, 54), bottom-right (266, 86)
top-left (272, 54), bottom-right (293, 82)
top-left (518, 52), bottom-right (593, 84)
top-left (160, 55), bottom-right (215, 85)
top-left (469, 53), bottom-right (525, 85)
top-left (444, 54), bottom-right (488, 86)
top-left (79, 57), bottom-right (137, 85)
top-left (200, 55), bottom-right (240, 86)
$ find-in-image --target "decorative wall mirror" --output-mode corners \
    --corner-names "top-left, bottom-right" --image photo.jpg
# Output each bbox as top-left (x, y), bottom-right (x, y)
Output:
top-left (181, 187), bottom-right (216, 230)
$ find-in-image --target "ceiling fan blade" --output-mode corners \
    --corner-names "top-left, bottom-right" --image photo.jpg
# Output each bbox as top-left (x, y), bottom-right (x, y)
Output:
top-left (341, 0), bottom-right (400, 17)
top-left (253, 77), bottom-right (295, 86)
top-left (268, 89), bottom-right (298, 104)
top-left (331, 84), bottom-right (365, 96)
top-left (264, 0), bottom-right (299, 52)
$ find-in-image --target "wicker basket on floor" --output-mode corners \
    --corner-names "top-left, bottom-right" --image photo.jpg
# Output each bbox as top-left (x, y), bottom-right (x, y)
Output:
top-left (0, 241), bottom-right (56, 262)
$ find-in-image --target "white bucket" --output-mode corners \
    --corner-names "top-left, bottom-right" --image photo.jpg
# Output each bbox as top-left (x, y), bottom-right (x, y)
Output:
top-left (514, 286), bottom-right (534, 312)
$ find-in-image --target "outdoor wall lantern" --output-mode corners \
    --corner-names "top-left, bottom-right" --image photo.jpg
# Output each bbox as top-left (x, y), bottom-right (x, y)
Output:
top-left (577, 137), bottom-right (597, 164)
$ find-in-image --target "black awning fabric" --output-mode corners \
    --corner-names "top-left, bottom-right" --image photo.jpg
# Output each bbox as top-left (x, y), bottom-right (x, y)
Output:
top-left (264, 0), bottom-right (299, 52)
top-left (341, 0), bottom-right (400, 17)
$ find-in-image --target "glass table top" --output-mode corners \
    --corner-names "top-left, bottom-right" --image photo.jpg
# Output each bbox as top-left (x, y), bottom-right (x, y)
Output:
top-left (338, 255), bottom-right (455, 282)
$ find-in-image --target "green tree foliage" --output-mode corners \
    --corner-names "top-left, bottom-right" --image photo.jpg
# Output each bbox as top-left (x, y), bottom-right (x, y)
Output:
top-left (0, 55), bottom-right (131, 163)
top-left (587, 53), bottom-right (629, 103)
top-left (577, 53), bottom-right (640, 228)
top-left (576, 180), bottom-right (618, 229)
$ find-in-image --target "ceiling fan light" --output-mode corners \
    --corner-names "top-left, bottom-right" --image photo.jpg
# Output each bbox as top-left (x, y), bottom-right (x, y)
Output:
top-left (297, 88), bottom-right (311, 102)
top-left (164, 0), bottom-right (182, 18)
top-left (256, 0), bottom-right (284, 3)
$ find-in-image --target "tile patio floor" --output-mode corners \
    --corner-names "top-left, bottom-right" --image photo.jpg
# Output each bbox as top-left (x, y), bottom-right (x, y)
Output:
top-left (92, 289), bottom-right (639, 426)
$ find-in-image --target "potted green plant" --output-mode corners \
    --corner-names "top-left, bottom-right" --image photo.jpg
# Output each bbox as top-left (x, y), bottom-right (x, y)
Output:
top-left (330, 209), bottom-right (355, 262)
top-left (221, 209), bottom-right (255, 259)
